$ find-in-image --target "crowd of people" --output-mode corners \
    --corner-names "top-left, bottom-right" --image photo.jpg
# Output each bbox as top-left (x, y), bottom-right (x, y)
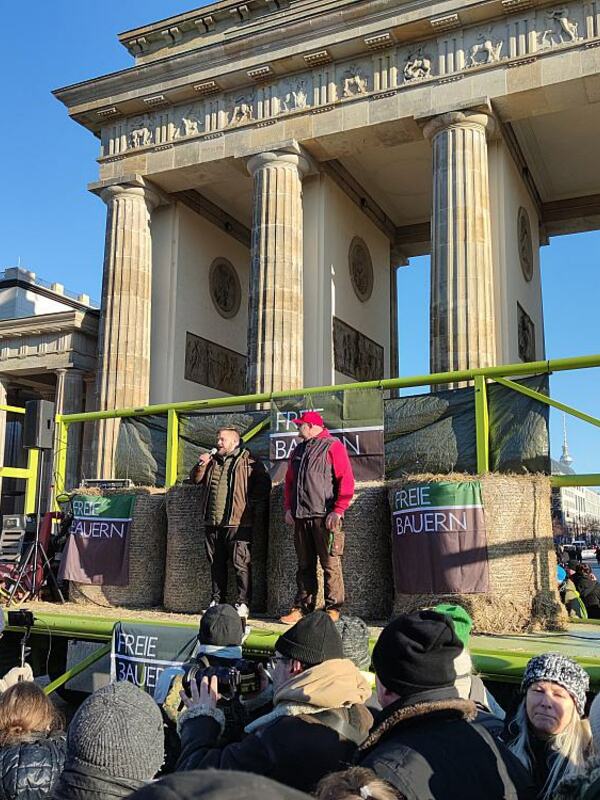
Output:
top-left (0, 603), bottom-right (599, 800)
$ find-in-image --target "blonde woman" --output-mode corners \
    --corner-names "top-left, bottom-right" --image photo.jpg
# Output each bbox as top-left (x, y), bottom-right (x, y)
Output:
top-left (505, 654), bottom-right (591, 800)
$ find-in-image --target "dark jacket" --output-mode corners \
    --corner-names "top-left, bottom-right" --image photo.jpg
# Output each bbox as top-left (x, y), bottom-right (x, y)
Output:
top-left (357, 689), bottom-right (537, 800)
top-left (50, 763), bottom-right (144, 800)
top-left (284, 430), bottom-right (355, 519)
top-left (0, 733), bottom-right (65, 800)
top-left (190, 448), bottom-right (271, 528)
top-left (176, 703), bottom-right (372, 793)
top-left (552, 755), bottom-right (600, 800)
top-left (128, 769), bottom-right (313, 800)
top-left (573, 574), bottom-right (600, 611)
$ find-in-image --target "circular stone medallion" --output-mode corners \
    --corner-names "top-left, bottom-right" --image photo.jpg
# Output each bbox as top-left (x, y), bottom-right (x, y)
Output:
top-left (209, 258), bottom-right (241, 319)
top-left (348, 236), bottom-right (374, 302)
top-left (518, 207), bottom-right (534, 282)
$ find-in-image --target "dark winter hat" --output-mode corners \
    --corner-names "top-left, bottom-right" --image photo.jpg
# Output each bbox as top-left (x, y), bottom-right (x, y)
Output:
top-left (198, 604), bottom-right (244, 647)
top-left (276, 610), bottom-right (344, 666)
top-left (66, 681), bottom-right (164, 781)
top-left (433, 603), bottom-right (473, 648)
top-left (373, 610), bottom-right (463, 696)
top-left (128, 769), bottom-right (312, 799)
top-left (521, 653), bottom-right (589, 716)
top-left (334, 615), bottom-right (372, 670)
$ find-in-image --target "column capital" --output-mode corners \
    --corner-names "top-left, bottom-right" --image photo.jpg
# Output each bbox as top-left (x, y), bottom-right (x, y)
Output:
top-left (246, 145), bottom-right (313, 180)
top-left (89, 176), bottom-right (161, 210)
top-left (422, 108), bottom-right (496, 142)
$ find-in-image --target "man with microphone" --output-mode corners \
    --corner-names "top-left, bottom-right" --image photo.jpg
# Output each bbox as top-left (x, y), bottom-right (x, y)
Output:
top-left (190, 428), bottom-right (271, 618)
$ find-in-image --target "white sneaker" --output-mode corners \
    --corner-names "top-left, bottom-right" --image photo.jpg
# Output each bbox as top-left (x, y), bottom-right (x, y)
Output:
top-left (235, 602), bottom-right (249, 618)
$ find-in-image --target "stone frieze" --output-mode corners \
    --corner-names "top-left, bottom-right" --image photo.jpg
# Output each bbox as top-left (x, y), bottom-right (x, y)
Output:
top-left (100, 0), bottom-right (599, 160)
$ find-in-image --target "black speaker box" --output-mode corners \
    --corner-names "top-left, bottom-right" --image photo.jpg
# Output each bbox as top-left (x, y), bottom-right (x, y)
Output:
top-left (23, 400), bottom-right (55, 450)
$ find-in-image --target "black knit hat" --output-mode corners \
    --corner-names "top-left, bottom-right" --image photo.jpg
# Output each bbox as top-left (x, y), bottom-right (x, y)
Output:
top-left (128, 769), bottom-right (312, 799)
top-left (373, 610), bottom-right (463, 696)
top-left (275, 611), bottom-right (344, 666)
top-left (198, 604), bottom-right (244, 647)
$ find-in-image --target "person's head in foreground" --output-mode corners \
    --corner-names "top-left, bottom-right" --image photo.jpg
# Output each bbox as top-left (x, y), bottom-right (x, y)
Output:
top-left (51, 681), bottom-right (165, 799)
top-left (506, 652), bottom-right (591, 799)
top-left (127, 768), bottom-right (313, 799)
top-left (316, 767), bottom-right (403, 800)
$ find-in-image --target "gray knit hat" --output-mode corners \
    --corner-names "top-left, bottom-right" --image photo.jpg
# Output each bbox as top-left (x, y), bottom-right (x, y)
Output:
top-left (66, 681), bottom-right (164, 781)
top-left (521, 653), bottom-right (589, 716)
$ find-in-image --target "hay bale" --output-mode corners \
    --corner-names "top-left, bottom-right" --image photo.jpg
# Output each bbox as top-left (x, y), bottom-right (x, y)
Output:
top-left (70, 488), bottom-right (167, 609)
top-left (267, 482), bottom-right (393, 620)
top-left (164, 485), bottom-right (265, 613)
top-left (389, 473), bottom-right (567, 633)
top-left (164, 485), bottom-right (211, 613)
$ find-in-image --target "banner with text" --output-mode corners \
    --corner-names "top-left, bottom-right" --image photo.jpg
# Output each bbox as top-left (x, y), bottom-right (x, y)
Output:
top-left (110, 621), bottom-right (197, 698)
top-left (390, 481), bottom-right (490, 593)
top-left (270, 389), bottom-right (384, 483)
top-left (58, 494), bottom-right (136, 586)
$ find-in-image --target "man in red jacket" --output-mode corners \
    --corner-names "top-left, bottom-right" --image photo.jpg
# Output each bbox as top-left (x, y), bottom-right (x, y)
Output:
top-left (280, 411), bottom-right (355, 624)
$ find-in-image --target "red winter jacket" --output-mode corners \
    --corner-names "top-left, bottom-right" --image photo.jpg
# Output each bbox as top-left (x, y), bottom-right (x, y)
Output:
top-left (284, 429), bottom-right (355, 518)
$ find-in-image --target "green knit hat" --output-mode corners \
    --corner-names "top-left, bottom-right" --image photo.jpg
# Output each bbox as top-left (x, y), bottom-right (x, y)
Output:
top-left (433, 604), bottom-right (473, 648)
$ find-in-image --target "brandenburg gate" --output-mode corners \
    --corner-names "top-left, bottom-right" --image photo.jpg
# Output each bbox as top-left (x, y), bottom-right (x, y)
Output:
top-left (54, 0), bottom-right (600, 475)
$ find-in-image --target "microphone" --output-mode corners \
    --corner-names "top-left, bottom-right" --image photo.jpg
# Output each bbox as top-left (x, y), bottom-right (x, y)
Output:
top-left (208, 447), bottom-right (218, 457)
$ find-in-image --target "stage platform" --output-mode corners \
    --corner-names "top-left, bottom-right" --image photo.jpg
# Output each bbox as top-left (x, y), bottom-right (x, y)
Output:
top-left (4, 601), bottom-right (600, 689)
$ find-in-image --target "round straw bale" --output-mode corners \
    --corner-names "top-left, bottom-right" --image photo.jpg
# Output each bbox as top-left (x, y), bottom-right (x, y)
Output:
top-left (388, 473), bottom-right (567, 633)
top-left (69, 488), bottom-right (167, 609)
top-left (267, 482), bottom-right (393, 620)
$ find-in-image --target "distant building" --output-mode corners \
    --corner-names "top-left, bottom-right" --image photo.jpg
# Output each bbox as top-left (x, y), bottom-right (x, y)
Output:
top-left (551, 418), bottom-right (600, 541)
top-left (0, 267), bottom-right (99, 513)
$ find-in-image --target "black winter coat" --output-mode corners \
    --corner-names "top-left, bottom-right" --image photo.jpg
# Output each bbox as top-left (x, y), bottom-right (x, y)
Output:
top-left (176, 703), bottom-right (373, 793)
top-left (50, 763), bottom-right (145, 800)
top-left (0, 733), bottom-right (66, 800)
top-left (357, 689), bottom-right (537, 800)
top-left (573, 574), bottom-right (600, 612)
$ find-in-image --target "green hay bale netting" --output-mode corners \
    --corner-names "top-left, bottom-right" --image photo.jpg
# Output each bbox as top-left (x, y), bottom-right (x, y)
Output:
top-left (267, 482), bottom-right (393, 620)
top-left (69, 488), bottom-right (167, 609)
top-left (389, 473), bottom-right (567, 634)
top-left (164, 485), bottom-right (269, 614)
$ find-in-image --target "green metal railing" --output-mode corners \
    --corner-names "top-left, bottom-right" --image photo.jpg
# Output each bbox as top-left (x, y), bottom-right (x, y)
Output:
top-left (53, 354), bottom-right (600, 496)
top-left (0, 404), bottom-right (39, 514)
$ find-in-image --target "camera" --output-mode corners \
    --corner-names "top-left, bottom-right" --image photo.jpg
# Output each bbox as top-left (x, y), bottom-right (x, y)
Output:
top-left (7, 610), bottom-right (35, 628)
top-left (182, 659), bottom-right (262, 701)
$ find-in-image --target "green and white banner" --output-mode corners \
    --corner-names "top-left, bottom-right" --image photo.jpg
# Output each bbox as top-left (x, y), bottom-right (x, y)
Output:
top-left (390, 481), bottom-right (490, 593)
top-left (58, 494), bottom-right (136, 586)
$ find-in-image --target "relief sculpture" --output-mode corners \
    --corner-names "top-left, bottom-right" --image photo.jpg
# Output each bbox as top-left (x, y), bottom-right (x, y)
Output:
top-left (333, 318), bottom-right (384, 382)
top-left (129, 115), bottom-right (153, 148)
top-left (281, 80), bottom-right (309, 112)
top-left (229, 96), bottom-right (254, 126)
top-left (403, 48), bottom-right (432, 81)
top-left (468, 28), bottom-right (504, 66)
top-left (540, 7), bottom-right (579, 45)
top-left (342, 65), bottom-right (368, 97)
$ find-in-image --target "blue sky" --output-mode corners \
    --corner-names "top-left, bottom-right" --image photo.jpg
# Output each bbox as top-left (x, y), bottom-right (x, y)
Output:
top-left (1, 2), bottom-right (598, 474)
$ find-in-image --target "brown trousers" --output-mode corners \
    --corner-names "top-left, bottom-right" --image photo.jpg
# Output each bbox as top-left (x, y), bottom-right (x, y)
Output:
top-left (293, 517), bottom-right (345, 612)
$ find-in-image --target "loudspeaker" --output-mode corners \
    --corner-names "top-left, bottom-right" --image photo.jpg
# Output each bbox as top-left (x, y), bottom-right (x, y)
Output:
top-left (23, 400), bottom-right (55, 450)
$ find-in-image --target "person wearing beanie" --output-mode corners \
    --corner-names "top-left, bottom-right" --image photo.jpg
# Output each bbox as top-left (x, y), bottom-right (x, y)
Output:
top-left (552, 690), bottom-right (600, 800)
top-left (176, 611), bottom-right (373, 793)
top-left (128, 769), bottom-right (313, 800)
top-left (155, 605), bottom-right (253, 770)
top-left (357, 610), bottom-right (536, 800)
top-left (504, 653), bottom-right (592, 800)
top-left (433, 603), bottom-right (505, 721)
top-left (51, 681), bottom-right (165, 799)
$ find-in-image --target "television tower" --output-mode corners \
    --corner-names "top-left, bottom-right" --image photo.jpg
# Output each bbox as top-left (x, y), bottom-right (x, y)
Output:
top-left (560, 413), bottom-right (574, 469)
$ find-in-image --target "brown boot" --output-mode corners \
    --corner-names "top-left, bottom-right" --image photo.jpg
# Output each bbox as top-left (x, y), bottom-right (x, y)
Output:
top-left (326, 609), bottom-right (341, 622)
top-left (279, 608), bottom-right (304, 625)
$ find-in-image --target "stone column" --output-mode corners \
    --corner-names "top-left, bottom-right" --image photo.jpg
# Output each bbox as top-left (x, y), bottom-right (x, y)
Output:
top-left (423, 110), bottom-right (497, 380)
top-left (246, 148), bottom-right (311, 394)
top-left (93, 181), bottom-right (159, 477)
top-left (55, 368), bottom-right (85, 490)
top-left (80, 373), bottom-right (97, 481)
